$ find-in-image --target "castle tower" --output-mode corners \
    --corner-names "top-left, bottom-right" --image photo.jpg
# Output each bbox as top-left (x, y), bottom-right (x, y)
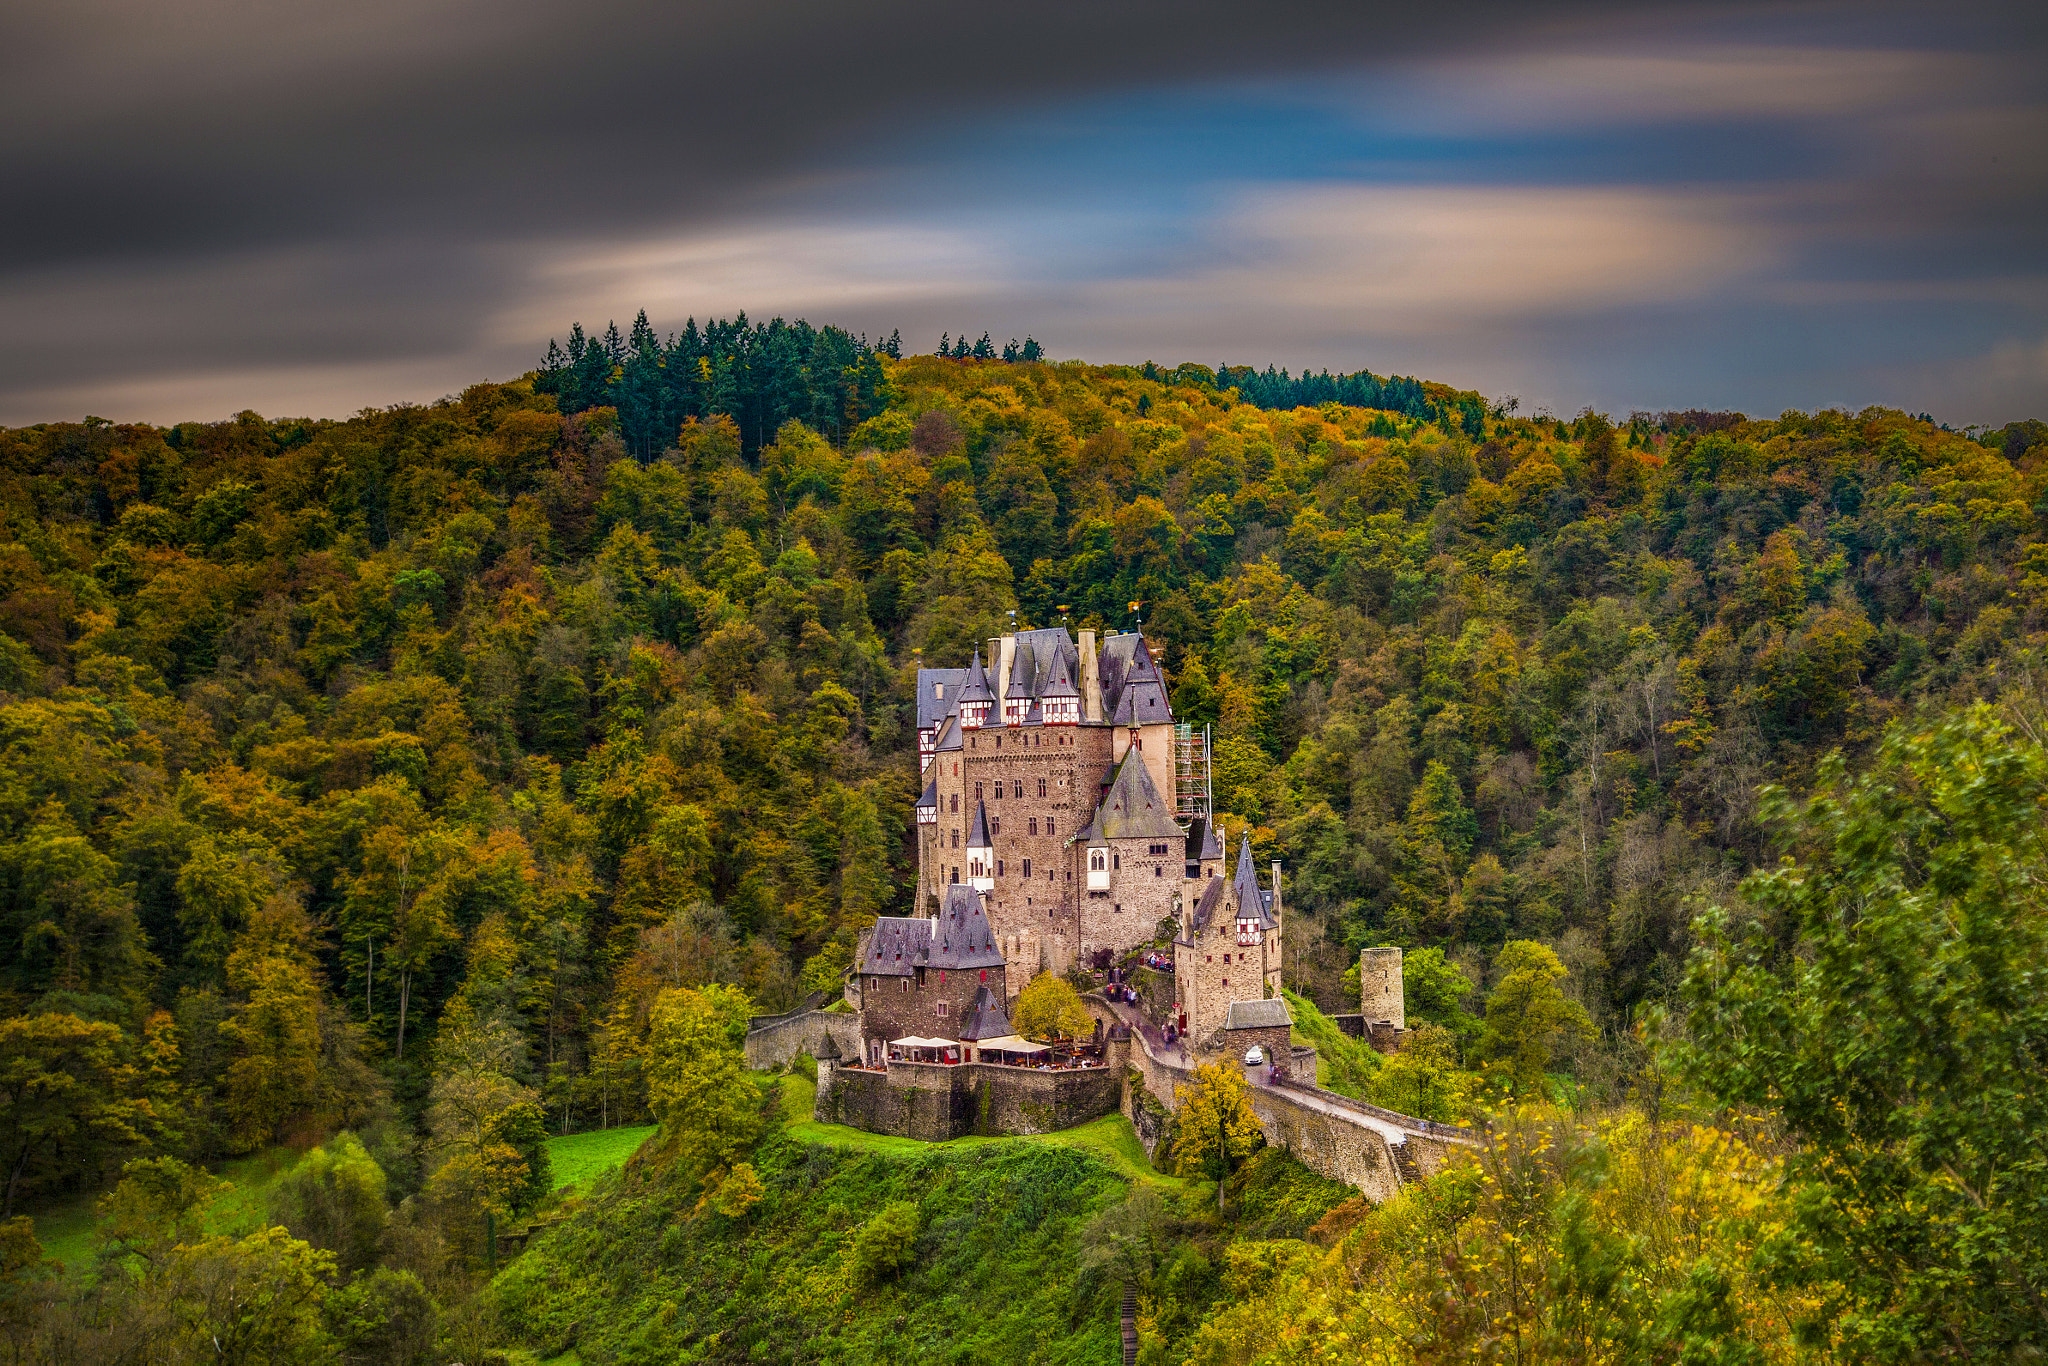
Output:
top-left (1360, 946), bottom-right (1404, 1029)
top-left (1172, 832), bottom-right (1283, 1052)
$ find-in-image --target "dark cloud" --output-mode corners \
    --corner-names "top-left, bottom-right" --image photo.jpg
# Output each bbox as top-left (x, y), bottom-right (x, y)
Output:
top-left (1, 0), bottom-right (2043, 425)
top-left (0, 0), bottom-right (1605, 271)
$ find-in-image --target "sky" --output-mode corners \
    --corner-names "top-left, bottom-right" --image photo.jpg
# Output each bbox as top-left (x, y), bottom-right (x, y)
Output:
top-left (3, 0), bottom-right (2044, 429)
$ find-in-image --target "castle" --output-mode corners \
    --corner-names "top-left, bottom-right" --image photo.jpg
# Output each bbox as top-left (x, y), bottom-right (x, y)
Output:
top-left (860, 625), bottom-right (1287, 1060)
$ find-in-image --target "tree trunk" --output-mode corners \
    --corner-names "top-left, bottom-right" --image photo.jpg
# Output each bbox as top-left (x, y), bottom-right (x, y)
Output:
top-left (397, 970), bottom-right (411, 1061)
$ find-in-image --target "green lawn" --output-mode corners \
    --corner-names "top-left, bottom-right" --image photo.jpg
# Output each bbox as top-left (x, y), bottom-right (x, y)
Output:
top-left (26, 1144), bottom-right (305, 1271)
top-left (777, 1073), bottom-right (1183, 1188)
top-left (544, 1125), bottom-right (656, 1195)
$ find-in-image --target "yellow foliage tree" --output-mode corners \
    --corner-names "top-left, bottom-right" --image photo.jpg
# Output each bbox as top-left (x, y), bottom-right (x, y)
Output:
top-left (1172, 1062), bottom-right (1263, 1210)
top-left (1011, 974), bottom-right (1093, 1043)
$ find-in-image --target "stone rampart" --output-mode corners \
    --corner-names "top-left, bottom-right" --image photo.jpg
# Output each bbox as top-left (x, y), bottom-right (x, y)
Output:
top-left (743, 1008), bottom-right (862, 1071)
top-left (1248, 1086), bottom-right (1401, 1204)
top-left (814, 1061), bottom-right (1121, 1140)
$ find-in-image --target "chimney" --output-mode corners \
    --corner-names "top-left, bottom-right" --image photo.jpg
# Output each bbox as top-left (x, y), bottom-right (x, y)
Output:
top-left (1078, 629), bottom-right (1101, 723)
top-left (1271, 861), bottom-right (1282, 922)
top-left (997, 633), bottom-right (1016, 722)
top-left (989, 637), bottom-right (1006, 719)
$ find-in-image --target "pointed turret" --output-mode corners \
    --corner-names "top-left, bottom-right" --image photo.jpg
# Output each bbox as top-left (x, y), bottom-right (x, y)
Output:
top-left (966, 800), bottom-right (994, 892)
top-left (1040, 647), bottom-right (1080, 725)
top-left (956, 648), bottom-right (993, 729)
top-left (1232, 832), bottom-right (1277, 943)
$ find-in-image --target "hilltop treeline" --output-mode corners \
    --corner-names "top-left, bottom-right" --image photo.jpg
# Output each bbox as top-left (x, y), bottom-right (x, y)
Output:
top-left (0, 319), bottom-right (2041, 1357)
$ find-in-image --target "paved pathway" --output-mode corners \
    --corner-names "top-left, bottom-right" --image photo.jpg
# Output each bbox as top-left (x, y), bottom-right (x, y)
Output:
top-left (1095, 991), bottom-right (1476, 1152)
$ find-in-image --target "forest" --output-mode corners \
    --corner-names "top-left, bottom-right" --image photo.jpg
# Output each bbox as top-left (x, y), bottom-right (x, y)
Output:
top-left (0, 317), bottom-right (2041, 1361)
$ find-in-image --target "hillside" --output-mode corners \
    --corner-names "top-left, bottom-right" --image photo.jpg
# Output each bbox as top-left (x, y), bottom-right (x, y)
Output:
top-left (0, 321), bottom-right (2041, 1360)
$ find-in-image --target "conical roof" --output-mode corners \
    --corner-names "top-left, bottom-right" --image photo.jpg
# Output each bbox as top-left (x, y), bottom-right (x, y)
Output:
top-left (1189, 815), bottom-right (1223, 862)
top-left (1040, 648), bottom-right (1078, 698)
top-left (1089, 749), bottom-right (1184, 840)
top-left (1233, 832), bottom-right (1277, 928)
top-left (815, 1030), bottom-right (842, 1061)
top-left (966, 799), bottom-right (993, 849)
top-left (958, 984), bottom-right (1012, 1041)
top-left (955, 647), bottom-right (993, 704)
top-left (916, 779), bottom-right (939, 815)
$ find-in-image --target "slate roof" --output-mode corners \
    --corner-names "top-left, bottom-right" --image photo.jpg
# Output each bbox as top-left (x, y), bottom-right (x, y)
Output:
top-left (929, 884), bottom-right (1005, 969)
top-left (1231, 833), bottom-right (1279, 929)
top-left (1075, 749), bottom-right (1184, 843)
top-left (815, 1030), bottom-right (842, 1060)
top-left (956, 648), bottom-right (993, 704)
top-left (860, 886), bottom-right (1006, 976)
top-left (1097, 631), bottom-right (1173, 726)
top-left (865, 916), bottom-right (935, 977)
top-left (1040, 649), bottom-right (1079, 699)
top-left (915, 667), bottom-right (968, 730)
top-left (1187, 815), bottom-right (1223, 863)
top-left (1224, 998), bottom-right (1292, 1030)
top-left (916, 779), bottom-right (939, 816)
top-left (958, 985), bottom-right (1012, 1041)
top-left (966, 800), bottom-right (992, 849)
top-left (1005, 627), bottom-right (1081, 701)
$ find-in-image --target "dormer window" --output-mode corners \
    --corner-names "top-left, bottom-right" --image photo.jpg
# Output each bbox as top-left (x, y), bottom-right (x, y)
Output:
top-left (935, 682), bottom-right (945, 699)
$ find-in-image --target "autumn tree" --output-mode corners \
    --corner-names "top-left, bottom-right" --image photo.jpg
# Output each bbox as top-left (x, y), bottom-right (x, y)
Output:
top-left (0, 1013), bottom-right (148, 1215)
top-left (1012, 974), bottom-right (1094, 1043)
top-left (1478, 940), bottom-right (1593, 1097)
top-left (643, 985), bottom-right (760, 1185)
top-left (1685, 705), bottom-right (2048, 1358)
top-left (1173, 1062), bottom-right (1263, 1209)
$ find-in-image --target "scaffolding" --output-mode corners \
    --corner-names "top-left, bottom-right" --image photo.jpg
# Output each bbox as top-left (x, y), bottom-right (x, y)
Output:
top-left (1173, 722), bottom-right (1211, 823)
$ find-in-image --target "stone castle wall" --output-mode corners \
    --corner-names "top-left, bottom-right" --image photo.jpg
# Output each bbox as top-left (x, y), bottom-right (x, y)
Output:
top-left (743, 1008), bottom-right (863, 1071)
top-left (815, 1060), bottom-right (1123, 1141)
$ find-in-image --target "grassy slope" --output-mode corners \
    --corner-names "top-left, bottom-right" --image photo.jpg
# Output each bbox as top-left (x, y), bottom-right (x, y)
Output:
top-left (1285, 989), bottom-right (1383, 1099)
top-left (547, 1126), bottom-right (658, 1196)
top-left (494, 1074), bottom-right (1212, 1364)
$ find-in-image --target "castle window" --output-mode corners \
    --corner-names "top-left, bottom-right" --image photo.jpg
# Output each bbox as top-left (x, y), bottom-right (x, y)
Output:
top-left (1038, 778), bottom-right (1048, 797)
top-left (980, 969), bottom-right (987, 983)
top-left (1090, 850), bottom-right (1105, 872)
top-left (993, 780), bottom-right (1003, 799)
top-left (936, 1000), bottom-right (949, 1018)
top-left (1113, 853), bottom-right (1120, 870)
top-left (1028, 818), bottom-right (1038, 836)
top-left (901, 979), bottom-right (909, 993)
top-left (1154, 867), bottom-right (1161, 877)
top-left (935, 682), bottom-right (944, 699)
top-left (1221, 977), bottom-right (1228, 987)
top-left (992, 817), bottom-right (1001, 836)
top-left (1023, 858), bottom-right (1032, 877)
top-left (997, 859), bottom-right (1005, 876)
top-left (950, 794), bottom-right (958, 813)
top-left (951, 831), bottom-right (959, 848)
top-left (975, 782), bottom-right (983, 800)
top-left (1046, 818), bottom-right (1055, 836)
top-left (950, 866), bottom-right (959, 882)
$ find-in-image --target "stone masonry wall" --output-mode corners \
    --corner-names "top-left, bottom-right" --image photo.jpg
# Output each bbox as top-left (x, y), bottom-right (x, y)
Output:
top-left (1247, 1086), bottom-right (1401, 1204)
top-left (743, 1009), bottom-right (863, 1070)
top-left (814, 1061), bottom-right (1121, 1140)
